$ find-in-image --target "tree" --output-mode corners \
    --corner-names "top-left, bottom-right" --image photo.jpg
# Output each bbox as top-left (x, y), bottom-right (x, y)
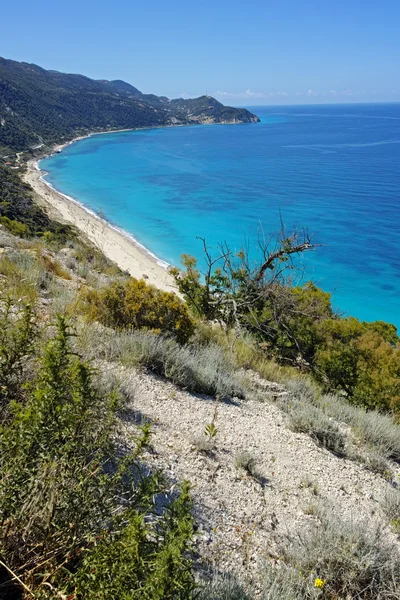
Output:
top-left (170, 225), bottom-right (321, 360)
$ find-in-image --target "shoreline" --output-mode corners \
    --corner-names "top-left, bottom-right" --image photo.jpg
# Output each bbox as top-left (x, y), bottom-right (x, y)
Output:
top-left (50, 123), bottom-right (188, 155)
top-left (24, 150), bottom-right (179, 294)
top-left (22, 118), bottom-right (254, 294)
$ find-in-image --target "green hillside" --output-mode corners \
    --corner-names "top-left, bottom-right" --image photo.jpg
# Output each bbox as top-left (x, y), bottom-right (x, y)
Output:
top-left (0, 57), bottom-right (259, 155)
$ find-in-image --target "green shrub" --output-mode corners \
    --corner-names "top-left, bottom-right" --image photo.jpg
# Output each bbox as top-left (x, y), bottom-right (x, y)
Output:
top-left (81, 277), bottom-right (195, 344)
top-left (0, 315), bottom-right (196, 597)
top-left (0, 215), bottom-right (30, 237)
top-left (314, 319), bottom-right (400, 414)
top-left (0, 297), bottom-right (35, 418)
top-left (255, 282), bottom-right (333, 364)
top-left (73, 482), bottom-right (195, 600)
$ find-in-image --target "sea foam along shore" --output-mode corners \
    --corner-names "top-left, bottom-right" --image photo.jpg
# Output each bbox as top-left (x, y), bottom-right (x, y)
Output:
top-left (24, 141), bottom-right (179, 294)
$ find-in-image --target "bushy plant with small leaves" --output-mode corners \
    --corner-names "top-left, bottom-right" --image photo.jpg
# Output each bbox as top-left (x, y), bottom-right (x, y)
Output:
top-left (81, 277), bottom-right (195, 344)
top-left (0, 314), bottom-right (196, 598)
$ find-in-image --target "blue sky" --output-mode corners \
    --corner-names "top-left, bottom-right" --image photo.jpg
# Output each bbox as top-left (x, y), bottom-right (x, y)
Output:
top-left (2, 0), bottom-right (399, 105)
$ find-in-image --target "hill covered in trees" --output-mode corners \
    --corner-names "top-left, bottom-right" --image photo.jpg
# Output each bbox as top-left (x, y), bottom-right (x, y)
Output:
top-left (0, 57), bottom-right (259, 155)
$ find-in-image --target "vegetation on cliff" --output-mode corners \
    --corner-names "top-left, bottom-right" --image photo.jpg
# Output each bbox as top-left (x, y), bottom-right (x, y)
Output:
top-left (171, 234), bottom-right (400, 417)
top-left (0, 57), bottom-right (259, 155)
top-left (0, 163), bottom-right (72, 239)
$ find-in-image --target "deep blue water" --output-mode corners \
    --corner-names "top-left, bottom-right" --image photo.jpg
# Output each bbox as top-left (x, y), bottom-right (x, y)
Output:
top-left (41, 104), bottom-right (400, 329)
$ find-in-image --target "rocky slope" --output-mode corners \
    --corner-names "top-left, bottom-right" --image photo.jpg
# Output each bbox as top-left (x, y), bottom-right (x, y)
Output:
top-left (112, 366), bottom-right (400, 590)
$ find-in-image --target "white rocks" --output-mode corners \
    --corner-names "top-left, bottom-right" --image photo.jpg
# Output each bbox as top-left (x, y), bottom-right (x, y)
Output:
top-left (117, 367), bottom-right (400, 585)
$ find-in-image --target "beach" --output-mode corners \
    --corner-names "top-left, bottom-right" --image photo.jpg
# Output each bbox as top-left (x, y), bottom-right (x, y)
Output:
top-left (24, 157), bottom-right (179, 294)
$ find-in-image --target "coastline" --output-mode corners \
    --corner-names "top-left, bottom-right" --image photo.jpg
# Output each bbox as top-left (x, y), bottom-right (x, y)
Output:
top-left (22, 117), bottom-right (255, 295)
top-left (24, 152), bottom-right (179, 294)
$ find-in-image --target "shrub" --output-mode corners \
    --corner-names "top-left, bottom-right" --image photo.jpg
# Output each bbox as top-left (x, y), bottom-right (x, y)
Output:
top-left (288, 402), bottom-right (347, 457)
top-left (0, 297), bottom-right (35, 418)
top-left (0, 316), bottom-right (196, 597)
top-left (81, 277), bottom-right (195, 344)
top-left (314, 319), bottom-right (400, 414)
top-left (262, 508), bottom-right (400, 600)
top-left (235, 451), bottom-right (257, 476)
top-left (93, 329), bottom-right (245, 399)
top-left (198, 572), bottom-right (252, 600)
top-left (73, 482), bottom-right (195, 600)
top-left (382, 488), bottom-right (400, 531)
top-left (0, 215), bottom-right (30, 237)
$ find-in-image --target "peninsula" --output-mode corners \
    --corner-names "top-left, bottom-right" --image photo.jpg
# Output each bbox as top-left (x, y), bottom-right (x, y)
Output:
top-left (0, 56), bottom-right (260, 156)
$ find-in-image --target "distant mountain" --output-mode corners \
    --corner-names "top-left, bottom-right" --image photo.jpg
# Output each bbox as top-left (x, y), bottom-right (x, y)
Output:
top-left (0, 57), bottom-right (259, 155)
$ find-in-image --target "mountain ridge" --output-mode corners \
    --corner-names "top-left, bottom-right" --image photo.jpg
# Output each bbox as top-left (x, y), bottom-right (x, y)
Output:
top-left (0, 57), bottom-right (259, 155)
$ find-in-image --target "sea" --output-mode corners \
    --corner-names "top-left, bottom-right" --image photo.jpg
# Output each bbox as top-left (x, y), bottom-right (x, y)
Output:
top-left (40, 103), bottom-right (400, 330)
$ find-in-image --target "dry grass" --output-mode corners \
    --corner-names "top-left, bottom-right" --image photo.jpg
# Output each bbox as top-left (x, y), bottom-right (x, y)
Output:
top-left (75, 326), bottom-right (245, 400)
top-left (287, 401), bottom-right (347, 457)
top-left (39, 252), bottom-right (72, 280)
top-left (382, 487), bottom-right (400, 531)
top-left (197, 572), bottom-right (252, 600)
top-left (262, 507), bottom-right (400, 599)
top-left (193, 323), bottom-right (301, 383)
top-left (283, 378), bottom-right (400, 467)
top-left (0, 253), bottom-right (42, 303)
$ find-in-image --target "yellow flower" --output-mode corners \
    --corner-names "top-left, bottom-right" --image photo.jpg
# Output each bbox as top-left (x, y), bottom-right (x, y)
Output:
top-left (314, 578), bottom-right (326, 588)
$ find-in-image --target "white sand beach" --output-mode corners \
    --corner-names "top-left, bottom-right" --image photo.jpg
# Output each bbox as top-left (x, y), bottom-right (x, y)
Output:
top-left (24, 159), bottom-right (179, 294)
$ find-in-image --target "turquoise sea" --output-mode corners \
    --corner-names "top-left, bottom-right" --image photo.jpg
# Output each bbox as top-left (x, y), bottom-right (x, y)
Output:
top-left (41, 104), bottom-right (400, 330)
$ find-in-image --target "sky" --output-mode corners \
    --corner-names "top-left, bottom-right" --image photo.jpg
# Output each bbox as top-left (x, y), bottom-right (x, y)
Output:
top-left (2, 0), bottom-right (400, 105)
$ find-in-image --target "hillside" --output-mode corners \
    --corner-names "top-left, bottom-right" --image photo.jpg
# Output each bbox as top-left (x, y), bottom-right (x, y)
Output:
top-left (0, 162), bottom-right (400, 598)
top-left (0, 57), bottom-right (259, 155)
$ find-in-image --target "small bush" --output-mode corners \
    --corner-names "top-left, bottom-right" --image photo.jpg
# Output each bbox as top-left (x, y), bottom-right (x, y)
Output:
top-left (382, 487), bottom-right (400, 531)
top-left (39, 251), bottom-right (72, 279)
top-left (0, 215), bottom-right (30, 237)
top-left (288, 402), bottom-right (347, 457)
top-left (0, 316), bottom-right (196, 597)
top-left (192, 434), bottom-right (215, 453)
top-left (285, 378), bottom-right (320, 404)
top-left (198, 572), bottom-right (252, 600)
top-left (235, 451), bottom-right (257, 476)
top-left (99, 329), bottom-right (245, 399)
top-left (363, 451), bottom-right (393, 479)
top-left (0, 297), bottom-right (35, 417)
top-left (354, 409), bottom-right (400, 462)
top-left (263, 508), bottom-right (400, 600)
top-left (81, 277), bottom-right (195, 344)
